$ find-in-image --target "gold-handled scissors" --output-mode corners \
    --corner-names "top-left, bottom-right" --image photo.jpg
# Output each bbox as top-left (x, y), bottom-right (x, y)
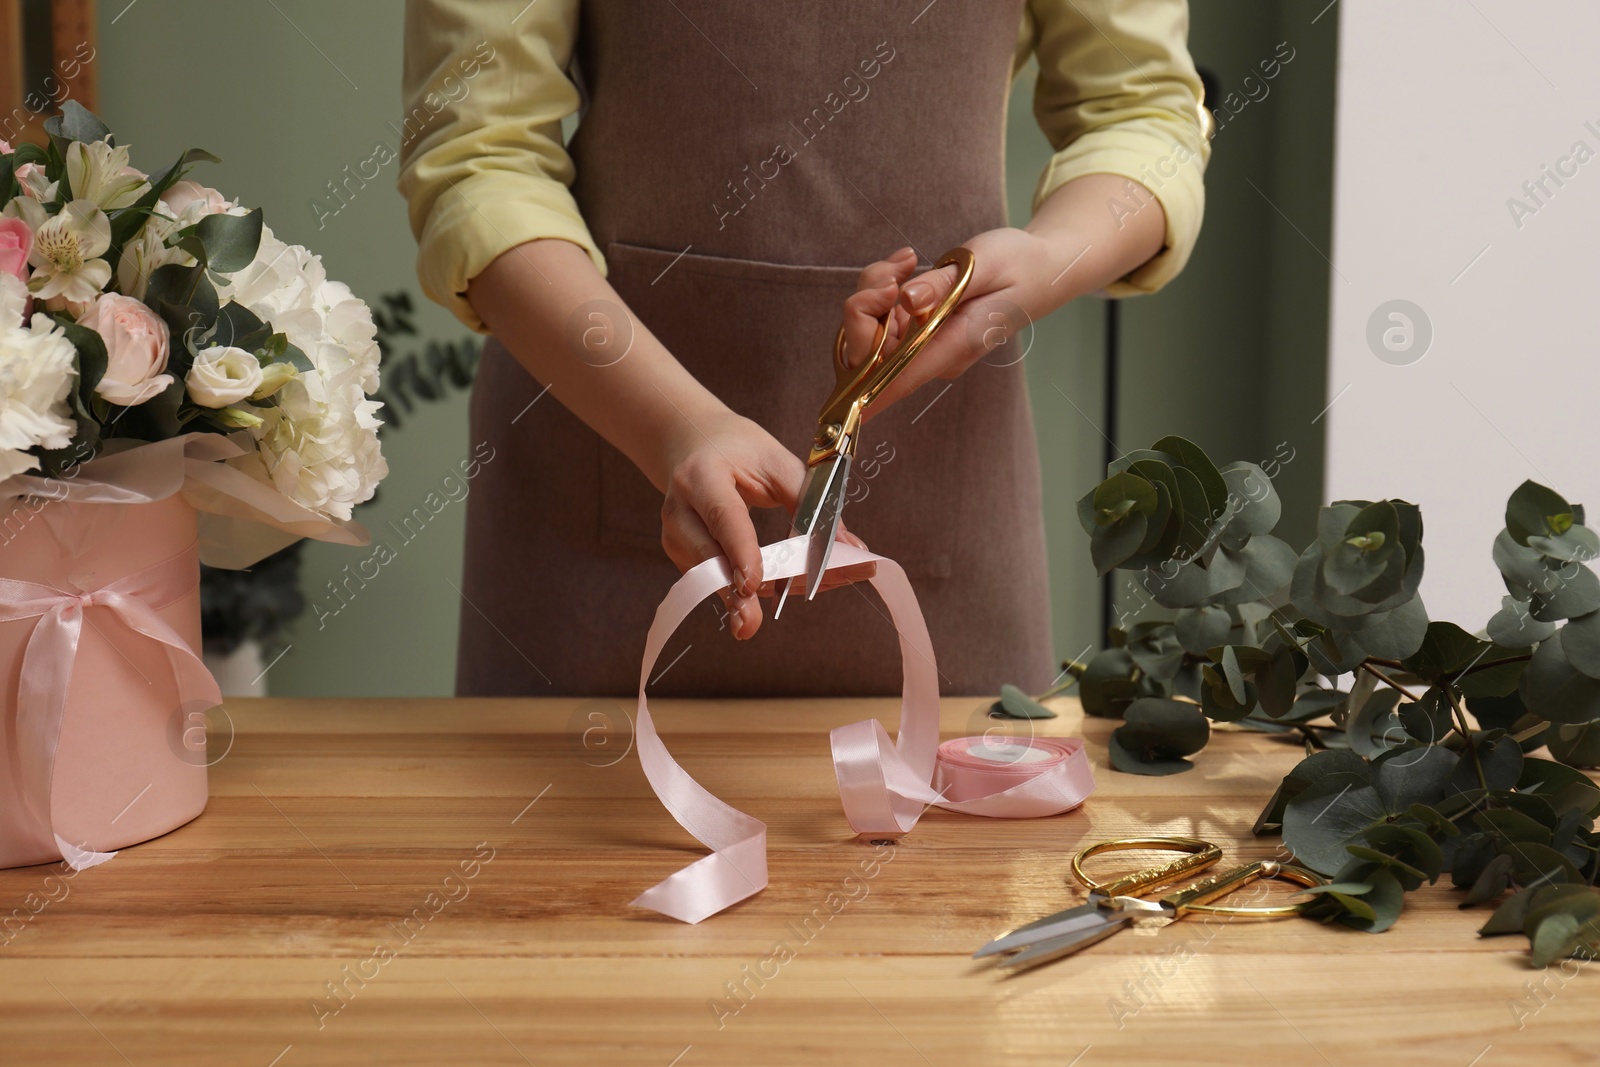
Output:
top-left (973, 836), bottom-right (1327, 971)
top-left (773, 246), bottom-right (977, 617)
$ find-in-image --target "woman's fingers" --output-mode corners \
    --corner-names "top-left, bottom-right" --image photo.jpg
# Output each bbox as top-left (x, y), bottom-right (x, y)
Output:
top-left (661, 464), bottom-right (765, 639)
top-left (899, 262), bottom-right (961, 318)
top-left (841, 247), bottom-right (917, 370)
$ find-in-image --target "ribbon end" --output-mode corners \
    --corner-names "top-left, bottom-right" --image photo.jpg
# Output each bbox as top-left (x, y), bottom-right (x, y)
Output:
top-left (54, 834), bottom-right (117, 871)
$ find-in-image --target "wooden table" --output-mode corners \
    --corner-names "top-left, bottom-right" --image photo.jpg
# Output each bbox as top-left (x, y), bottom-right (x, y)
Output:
top-left (0, 696), bottom-right (1592, 1066)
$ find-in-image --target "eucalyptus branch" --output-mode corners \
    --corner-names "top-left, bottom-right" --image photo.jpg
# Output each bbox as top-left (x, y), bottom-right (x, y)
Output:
top-left (1441, 684), bottom-right (1488, 792)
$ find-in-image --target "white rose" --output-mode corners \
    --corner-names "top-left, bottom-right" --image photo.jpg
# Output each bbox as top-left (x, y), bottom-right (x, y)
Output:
top-left (185, 345), bottom-right (264, 408)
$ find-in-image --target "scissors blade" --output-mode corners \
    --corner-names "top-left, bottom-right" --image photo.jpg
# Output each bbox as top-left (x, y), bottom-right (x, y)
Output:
top-left (773, 453), bottom-right (851, 619)
top-left (997, 911), bottom-right (1134, 970)
top-left (972, 898), bottom-right (1110, 959)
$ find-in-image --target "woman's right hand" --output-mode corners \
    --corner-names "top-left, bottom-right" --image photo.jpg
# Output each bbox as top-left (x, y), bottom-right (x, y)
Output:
top-left (657, 408), bottom-right (874, 640)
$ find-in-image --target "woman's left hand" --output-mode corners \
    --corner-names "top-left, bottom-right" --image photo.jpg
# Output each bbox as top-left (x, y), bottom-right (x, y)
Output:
top-left (836, 173), bottom-right (1168, 418)
top-left (838, 228), bottom-right (1062, 417)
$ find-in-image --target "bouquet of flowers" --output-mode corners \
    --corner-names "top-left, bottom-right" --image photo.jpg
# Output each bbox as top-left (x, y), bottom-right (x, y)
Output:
top-left (0, 101), bottom-right (387, 520)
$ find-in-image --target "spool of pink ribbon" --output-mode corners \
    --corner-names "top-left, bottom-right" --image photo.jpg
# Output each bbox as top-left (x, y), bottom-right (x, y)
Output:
top-left (631, 535), bottom-right (1096, 923)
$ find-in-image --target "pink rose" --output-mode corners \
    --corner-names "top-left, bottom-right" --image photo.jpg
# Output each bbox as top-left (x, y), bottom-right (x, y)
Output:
top-left (0, 139), bottom-right (11, 153)
top-left (0, 217), bottom-right (31, 286)
top-left (160, 181), bottom-right (230, 217)
top-left (78, 293), bottom-right (174, 407)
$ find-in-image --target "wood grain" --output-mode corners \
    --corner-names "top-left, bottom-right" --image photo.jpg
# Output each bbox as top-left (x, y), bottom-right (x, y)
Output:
top-left (0, 696), bottom-right (1592, 1066)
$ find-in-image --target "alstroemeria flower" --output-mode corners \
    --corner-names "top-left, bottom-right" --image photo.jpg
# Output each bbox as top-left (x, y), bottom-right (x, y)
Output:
top-left (65, 140), bottom-right (150, 210)
top-left (19, 199), bottom-right (112, 306)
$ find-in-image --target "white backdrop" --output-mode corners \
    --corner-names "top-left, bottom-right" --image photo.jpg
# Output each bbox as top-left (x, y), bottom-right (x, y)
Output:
top-left (1326, 0), bottom-right (1600, 630)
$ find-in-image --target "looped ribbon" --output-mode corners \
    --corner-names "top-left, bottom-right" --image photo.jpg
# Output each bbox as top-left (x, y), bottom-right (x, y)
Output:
top-left (631, 535), bottom-right (1096, 923)
top-left (0, 540), bottom-right (219, 870)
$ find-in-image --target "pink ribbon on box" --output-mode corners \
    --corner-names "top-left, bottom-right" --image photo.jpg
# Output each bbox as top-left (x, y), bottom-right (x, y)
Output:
top-left (0, 540), bottom-right (219, 871)
top-left (631, 535), bottom-right (1096, 924)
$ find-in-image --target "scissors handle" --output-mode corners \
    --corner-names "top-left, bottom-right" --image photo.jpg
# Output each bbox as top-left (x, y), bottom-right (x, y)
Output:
top-left (1159, 860), bottom-right (1277, 916)
top-left (807, 246), bottom-right (976, 465)
top-left (1071, 836), bottom-right (1223, 899)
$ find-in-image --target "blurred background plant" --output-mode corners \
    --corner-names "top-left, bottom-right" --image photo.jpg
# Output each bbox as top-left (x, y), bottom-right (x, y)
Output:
top-left (198, 290), bottom-right (482, 692)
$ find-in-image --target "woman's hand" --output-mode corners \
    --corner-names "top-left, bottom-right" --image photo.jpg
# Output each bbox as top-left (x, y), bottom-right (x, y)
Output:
top-left (839, 230), bottom-right (1061, 415)
top-left (657, 408), bottom-right (874, 641)
top-left (838, 173), bottom-right (1168, 417)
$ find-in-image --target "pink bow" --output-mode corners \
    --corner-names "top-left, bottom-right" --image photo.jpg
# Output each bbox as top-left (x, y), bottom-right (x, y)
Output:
top-left (631, 536), bottom-right (1095, 923)
top-left (0, 540), bottom-right (218, 869)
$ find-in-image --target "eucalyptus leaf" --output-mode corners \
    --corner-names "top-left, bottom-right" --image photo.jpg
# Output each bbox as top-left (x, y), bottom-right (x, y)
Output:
top-left (1282, 773), bottom-right (1387, 875)
top-left (1506, 480), bottom-right (1575, 547)
top-left (1487, 595), bottom-right (1556, 648)
top-left (993, 684), bottom-right (1058, 720)
top-left (1175, 605), bottom-right (1231, 656)
top-left (1371, 744), bottom-right (1457, 811)
top-left (1520, 631), bottom-right (1600, 725)
top-left (1337, 868), bottom-right (1405, 933)
top-left (1546, 722), bottom-right (1600, 769)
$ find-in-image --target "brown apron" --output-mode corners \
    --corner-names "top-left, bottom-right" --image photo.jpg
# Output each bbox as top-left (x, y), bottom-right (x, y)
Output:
top-left (456, 0), bottom-right (1054, 698)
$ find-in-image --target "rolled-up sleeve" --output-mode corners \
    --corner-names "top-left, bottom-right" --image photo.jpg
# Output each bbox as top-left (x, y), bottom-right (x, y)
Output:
top-left (399, 0), bottom-right (603, 333)
top-left (1025, 0), bottom-right (1209, 296)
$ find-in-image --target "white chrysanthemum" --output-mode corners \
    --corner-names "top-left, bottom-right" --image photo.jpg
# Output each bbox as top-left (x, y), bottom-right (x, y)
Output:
top-left (0, 274), bottom-right (78, 482)
top-left (213, 225), bottom-right (386, 521)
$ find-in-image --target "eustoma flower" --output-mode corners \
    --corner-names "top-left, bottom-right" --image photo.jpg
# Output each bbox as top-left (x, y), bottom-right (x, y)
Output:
top-left (185, 345), bottom-right (264, 408)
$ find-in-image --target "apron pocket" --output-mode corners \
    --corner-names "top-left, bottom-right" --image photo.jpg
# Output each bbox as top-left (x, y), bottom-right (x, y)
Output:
top-left (597, 240), bottom-right (964, 580)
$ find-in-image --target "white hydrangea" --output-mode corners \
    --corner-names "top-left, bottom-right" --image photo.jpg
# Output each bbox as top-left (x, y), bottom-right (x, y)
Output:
top-left (213, 225), bottom-right (386, 521)
top-left (0, 274), bottom-right (79, 482)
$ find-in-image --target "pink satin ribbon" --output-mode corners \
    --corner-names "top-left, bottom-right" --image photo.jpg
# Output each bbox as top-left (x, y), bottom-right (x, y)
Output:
top-left (0, 540), bottom-right (219, 870)
top-left (631, 535), bottom-right (1096, 923)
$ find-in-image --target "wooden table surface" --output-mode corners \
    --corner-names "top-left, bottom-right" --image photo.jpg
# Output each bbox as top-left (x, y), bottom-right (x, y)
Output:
top-left (0, 695), bottom-right (1593, 1066)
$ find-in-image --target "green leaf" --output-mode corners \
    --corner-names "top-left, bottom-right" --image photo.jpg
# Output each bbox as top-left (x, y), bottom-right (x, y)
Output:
top-left (994, 684), bottom-right (1057, 720)
top-left (1337, 868), bottom-right (1405, 933)
top-left (194, 207), bottom-right (264, 274)
top-left (1531, 913), bottom-right (1587, 967)
top-left (1557, 611), bottom-right (1600, 679)
top-left (1546, 723), bottom-right (1600, 769)
top-left (1507, 842), bottom-right (1582, 887)
top-left (1253, 748), bottom-right (1370, 833)
top-left (1283, 773), bottom-right (1387, 875)
top-left (1371, 745), bottom-right (1457, 811)
top-left (1347, 690), bottom-right (1405, 757)
top-left (1487, 595), bottom-right (1556, 648)
top-left (1079, 648), bottom-right (1139, 718)
top-left (1175, 605), bottom-right (1231, 656)
top-left (1403, 622), bottom-right (1492, 681)
top-left (1107, 732), bottom-right (1195, 776)
top-left (1114, 697), bottom-right (1210, 757)
top-left (1151, 435), bottom-right (1229, 521)
top-left (1520, 631), bottom-right (1600, 725)
top-left (1474, 807), bottom-right (1553, 846)
top-left (1529, 564), bottom-right (1600, 623)
top-left (43, 99), bottom-right (111, 148)
top-left (1527, 524), bottom-right (1600, 564)
top-left (1324, 501), bottom-right (1400, 594)
top-left (1461, 852), bottom-right (1514, 907)
top-left (1507, 480), bottom-right (1575, 546)
top-left (1517, 756), bottom-right (1600, 818)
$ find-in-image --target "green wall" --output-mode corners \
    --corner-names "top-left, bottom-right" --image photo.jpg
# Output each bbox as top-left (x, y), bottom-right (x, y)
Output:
top-left (94, 0), bottom-right (1335, 695)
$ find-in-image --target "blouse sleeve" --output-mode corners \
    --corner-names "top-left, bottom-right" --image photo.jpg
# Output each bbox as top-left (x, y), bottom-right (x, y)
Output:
top-left (1023, 0), bottom-right (1210, 296)
top-left (398, 0), bottom-right (603, 333)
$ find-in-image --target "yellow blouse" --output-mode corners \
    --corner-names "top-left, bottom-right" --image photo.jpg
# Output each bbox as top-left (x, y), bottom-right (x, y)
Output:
top-left (399, 0), bottom-right (1210, 333)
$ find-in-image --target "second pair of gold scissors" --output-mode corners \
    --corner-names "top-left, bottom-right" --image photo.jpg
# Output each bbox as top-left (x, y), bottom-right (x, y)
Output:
top-left (974, 836), bottom-right (1326, 971)
top-left (773, 246), bottom-right (976, 616)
